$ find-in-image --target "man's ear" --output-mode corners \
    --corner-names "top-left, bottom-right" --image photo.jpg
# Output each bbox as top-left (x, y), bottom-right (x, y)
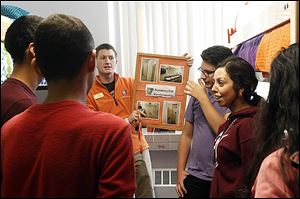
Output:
top-left (29, 43), bottom-right (44, 77)
top-left (87, 49), bottom-right (96, 72)
top-left (28, 42), bottom-right (35, 58)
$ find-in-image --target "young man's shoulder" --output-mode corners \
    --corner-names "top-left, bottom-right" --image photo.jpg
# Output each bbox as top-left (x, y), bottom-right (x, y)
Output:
top-left (85, 111), bottom-right (131, 141)
top-left (86, 110), bottom-right (130, 128)
top-left (1, 78), bottom-right (35, 97)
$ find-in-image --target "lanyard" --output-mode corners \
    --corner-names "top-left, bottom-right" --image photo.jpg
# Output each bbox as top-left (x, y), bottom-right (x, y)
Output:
top-left (214, 118), bottom-right (239, 168)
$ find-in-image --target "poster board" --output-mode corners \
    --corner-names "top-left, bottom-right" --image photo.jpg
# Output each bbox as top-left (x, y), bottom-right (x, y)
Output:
top-left (133, 53), bottom-right (190, 131)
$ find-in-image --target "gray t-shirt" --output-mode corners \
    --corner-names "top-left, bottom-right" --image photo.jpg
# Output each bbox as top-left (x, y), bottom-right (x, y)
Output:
top-left (185, 89), bottom-right (228, 181)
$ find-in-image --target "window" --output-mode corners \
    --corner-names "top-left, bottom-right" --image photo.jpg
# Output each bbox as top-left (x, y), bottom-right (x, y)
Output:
top-left (153, 168), bottom-right (176, 187)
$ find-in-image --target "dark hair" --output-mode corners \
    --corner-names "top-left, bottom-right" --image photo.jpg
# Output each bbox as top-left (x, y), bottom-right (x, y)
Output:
top-left (4, 15), bottom-right (43, 64)
top-left (217, 56), bottom-right (262, 106)
top-left (241, 43), bottom-right (299, 197)
top-left (34, 14), bottom-right (94, 81)
top-left (201, 45), bottom-right (233, 67)
top-left (95, 43), bottom-right (117, 58)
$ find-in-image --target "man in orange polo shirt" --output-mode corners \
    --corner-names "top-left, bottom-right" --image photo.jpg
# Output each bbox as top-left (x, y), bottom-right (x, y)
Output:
top-left (87, 43), bottom-right (193, 198)
top-left (86, 43), bottom-right (153, 198)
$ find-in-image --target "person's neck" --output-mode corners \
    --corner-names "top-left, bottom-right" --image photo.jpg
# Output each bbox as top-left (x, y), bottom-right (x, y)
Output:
top-left (98, 72), bottom-right (114, 84)
top-left (10, 64), bottom-right (40, 92)
top-left (44, 79), bottom-right (88, 105)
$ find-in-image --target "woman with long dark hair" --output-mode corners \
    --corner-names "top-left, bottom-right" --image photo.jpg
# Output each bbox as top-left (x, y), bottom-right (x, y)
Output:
top-left (247, 43), bottom-right (299, 198)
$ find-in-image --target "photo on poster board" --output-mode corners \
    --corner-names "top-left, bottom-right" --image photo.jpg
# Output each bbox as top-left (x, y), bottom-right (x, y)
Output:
top-left (160, 64), bottom-right (184, 83)
top-left (137, 101), bottom-right (160, 120)
top-left (162, 101), bottom-right (181, 125)
top-left (133, 53), bottom-right (190, 131)
top-left (140, 58), bottom-right (159, 82)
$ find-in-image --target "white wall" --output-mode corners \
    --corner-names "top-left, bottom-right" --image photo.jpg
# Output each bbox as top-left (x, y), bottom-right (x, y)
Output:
top-left (1, 1), bottom-right (110, 46)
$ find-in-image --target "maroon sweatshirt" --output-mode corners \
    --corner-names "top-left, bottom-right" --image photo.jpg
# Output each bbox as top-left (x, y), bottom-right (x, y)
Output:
top-left (210, 106), bottom-right (258, 198)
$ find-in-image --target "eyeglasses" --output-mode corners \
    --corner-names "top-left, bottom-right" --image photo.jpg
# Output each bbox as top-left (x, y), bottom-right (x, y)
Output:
top-left (198, 67), bottom-right (215, 77)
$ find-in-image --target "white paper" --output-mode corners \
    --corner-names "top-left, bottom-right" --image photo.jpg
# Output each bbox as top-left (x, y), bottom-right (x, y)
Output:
top-left (146, 84), bottom-right (176, 98)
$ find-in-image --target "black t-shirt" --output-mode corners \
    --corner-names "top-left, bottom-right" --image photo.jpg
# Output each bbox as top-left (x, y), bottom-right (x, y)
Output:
top-left (102, 80), bottom-right (115, 96)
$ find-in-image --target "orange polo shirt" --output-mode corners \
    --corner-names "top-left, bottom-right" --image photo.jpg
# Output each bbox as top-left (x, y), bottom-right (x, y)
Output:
top-left (87, 73), bottom-right (149, 154)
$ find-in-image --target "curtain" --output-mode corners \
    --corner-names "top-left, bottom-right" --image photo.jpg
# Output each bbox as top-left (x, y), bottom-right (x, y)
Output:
top-left (107, 1), bottom-right (244, 82)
